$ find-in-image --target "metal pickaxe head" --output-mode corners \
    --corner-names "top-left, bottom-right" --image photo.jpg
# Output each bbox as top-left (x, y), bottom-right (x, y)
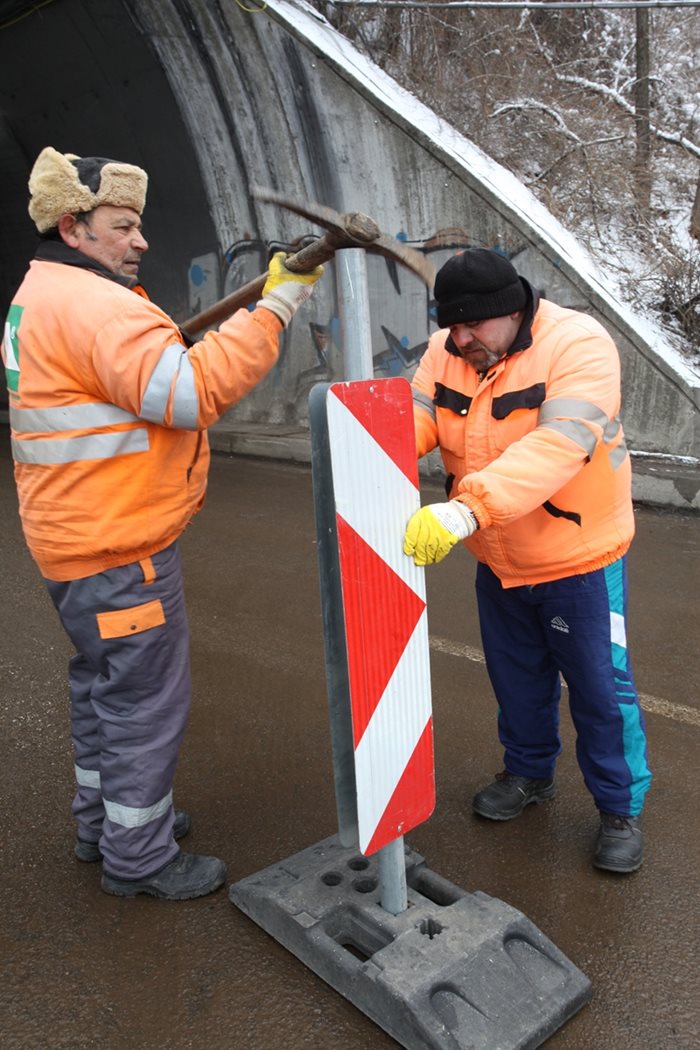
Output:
top-left (251, 186), bottom-right (435, 288)
top-left (181, 188), bottom-right (434, 335)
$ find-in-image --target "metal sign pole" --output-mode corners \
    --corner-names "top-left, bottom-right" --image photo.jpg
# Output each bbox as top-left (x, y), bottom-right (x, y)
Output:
top-left (335, 248), bottom-right (375, 381)
top-left (377, 837), bottom-right (408, 915)
top-left (336, 246), bottom-right (408, 916)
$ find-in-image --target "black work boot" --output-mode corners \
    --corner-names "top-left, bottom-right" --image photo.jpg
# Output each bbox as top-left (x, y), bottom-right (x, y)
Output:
top-left (472, 770), bottom-right (555, 821)
top-left (593, 813), bottom-right (643, 873)
top-left (75, 809), bottom-right (192, 863)
top-left (101, 852), bottom-right (226, 899)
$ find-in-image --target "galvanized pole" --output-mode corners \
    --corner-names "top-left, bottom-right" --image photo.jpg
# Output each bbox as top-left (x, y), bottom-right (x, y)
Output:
top-left (377, 837), bottom-right (408, 915)
top-left (335, 249), bottom-right (375, 381)
top-left (336, 246), bottom-right (409, 916)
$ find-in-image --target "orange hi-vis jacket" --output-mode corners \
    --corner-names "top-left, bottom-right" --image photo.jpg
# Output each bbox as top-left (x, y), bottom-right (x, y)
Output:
top-left (412, 290), bottom-right (635, 587)
top-left (2, 245), bottom-right (282, 581)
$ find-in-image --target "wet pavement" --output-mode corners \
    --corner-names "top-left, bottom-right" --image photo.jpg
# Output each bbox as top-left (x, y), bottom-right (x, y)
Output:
top-left (1, 433), bottom-right (699, 1050)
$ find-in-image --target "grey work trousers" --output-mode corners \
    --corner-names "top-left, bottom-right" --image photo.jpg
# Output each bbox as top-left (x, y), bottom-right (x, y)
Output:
top-left (46, 541), bottom-right (191, 879)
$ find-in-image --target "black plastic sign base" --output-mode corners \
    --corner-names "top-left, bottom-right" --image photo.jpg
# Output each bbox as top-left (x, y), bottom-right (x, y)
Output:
top-left (229, 835), bottom-right (591, 1049)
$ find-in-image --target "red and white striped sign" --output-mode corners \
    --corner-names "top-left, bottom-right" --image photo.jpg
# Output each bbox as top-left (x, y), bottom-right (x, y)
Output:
top-left (326, 378), bottom-right (434, 856)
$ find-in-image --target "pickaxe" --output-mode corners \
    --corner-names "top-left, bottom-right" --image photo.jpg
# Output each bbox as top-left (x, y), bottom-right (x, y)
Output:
top-left (181, 187), bottom-right (435, 336)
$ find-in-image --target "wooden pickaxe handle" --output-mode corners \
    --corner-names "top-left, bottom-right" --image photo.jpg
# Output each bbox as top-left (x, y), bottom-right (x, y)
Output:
top-left (181, 212), bottom-right (380, 336)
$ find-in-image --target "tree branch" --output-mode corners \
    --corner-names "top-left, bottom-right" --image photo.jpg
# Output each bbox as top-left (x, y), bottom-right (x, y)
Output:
top-left (557, 72), bottom-right (700, 158)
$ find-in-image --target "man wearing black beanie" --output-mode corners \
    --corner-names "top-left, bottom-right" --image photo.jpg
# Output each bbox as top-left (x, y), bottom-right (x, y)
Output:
top-left (403, 247), bottom-right (651, 874)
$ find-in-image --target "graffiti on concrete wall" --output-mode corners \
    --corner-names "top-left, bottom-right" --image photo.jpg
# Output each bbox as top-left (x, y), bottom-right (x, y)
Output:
top-left (188, 229), bottom-right (529, 419)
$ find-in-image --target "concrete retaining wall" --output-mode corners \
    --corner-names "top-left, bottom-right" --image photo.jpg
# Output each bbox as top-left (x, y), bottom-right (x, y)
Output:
top-left (0, 0), bottom-right (698, 508)
top-left (134, 0), bottom-right (699, 466)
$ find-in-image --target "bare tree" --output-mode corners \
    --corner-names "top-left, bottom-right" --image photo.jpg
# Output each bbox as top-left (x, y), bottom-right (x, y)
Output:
top-left (314, 0), bottom-right (699, 359)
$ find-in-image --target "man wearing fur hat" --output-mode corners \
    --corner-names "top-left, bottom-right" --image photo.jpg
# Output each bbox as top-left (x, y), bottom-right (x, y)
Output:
top-left (404, 248), bottom-right (651, 874)
top-left (2, 146), bottom-right (322, 899)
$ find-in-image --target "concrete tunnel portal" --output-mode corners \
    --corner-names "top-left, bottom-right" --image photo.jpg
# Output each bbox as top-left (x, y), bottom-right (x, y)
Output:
top-left (0, 0), bottom-right (698, 510)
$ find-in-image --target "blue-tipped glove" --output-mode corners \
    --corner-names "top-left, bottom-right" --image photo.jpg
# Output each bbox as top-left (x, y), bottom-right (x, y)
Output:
top-left (403, 501), bottom-right (478, 566)
top-left (256, 251), bottom-right (323, 326)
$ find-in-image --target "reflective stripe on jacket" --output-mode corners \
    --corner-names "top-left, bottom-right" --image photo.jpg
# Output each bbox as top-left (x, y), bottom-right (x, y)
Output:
top-left (411, 297), bottom-right (634, 587)
top-left (2, 253), bottom-right (281, 580)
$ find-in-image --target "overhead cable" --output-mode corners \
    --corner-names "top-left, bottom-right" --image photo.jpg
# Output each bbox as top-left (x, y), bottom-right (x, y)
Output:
top-left (326, 1), bottom-right (700, 10)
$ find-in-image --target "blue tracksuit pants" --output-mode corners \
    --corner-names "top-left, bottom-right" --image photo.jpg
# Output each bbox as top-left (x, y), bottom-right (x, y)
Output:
top-left (475, 557), bottom-right (652, 816)
top-left (46, 542), bottom-right (191, 879)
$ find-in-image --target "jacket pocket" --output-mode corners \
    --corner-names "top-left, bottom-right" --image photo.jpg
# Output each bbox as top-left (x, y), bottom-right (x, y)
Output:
top-left (96, 599), bottom-right (166, 639)
top-left (490, 383), bottom-right (545, 453)
top-left (187, 431), bottom-right (204, 481)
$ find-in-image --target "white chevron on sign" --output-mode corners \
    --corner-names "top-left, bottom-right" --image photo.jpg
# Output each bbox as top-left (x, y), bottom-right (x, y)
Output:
top-left (353, 614), bottom-right (431, 843)
top-left (327, 382), bottom-right (434, 854)
top-left (327, 392), bottom-right (424, 593)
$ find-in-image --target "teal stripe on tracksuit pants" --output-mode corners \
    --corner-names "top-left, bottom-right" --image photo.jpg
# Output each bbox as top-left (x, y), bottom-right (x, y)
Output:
top-left (475, 556), bottom-right (652, 816)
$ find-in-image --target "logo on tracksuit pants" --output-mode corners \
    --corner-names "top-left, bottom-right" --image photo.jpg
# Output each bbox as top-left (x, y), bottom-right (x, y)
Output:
top-left (550, 615), bottom-right (570, 633)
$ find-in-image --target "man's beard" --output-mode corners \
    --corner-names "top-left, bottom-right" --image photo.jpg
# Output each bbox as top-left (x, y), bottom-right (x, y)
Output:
top-left (468, 345), bottom-right (504, 372)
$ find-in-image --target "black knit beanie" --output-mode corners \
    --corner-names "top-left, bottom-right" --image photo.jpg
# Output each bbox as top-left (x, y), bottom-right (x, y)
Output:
top-left (434, 249), bottom-right (527, 326)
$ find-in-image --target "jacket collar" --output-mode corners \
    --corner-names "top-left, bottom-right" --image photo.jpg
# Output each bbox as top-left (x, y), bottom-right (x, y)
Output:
top-left (508, 279), bottom-right (539, 355)
top-left (34, 239), bottom-right (144, 293)
top-left (444, 277), bottom-right (539, 358)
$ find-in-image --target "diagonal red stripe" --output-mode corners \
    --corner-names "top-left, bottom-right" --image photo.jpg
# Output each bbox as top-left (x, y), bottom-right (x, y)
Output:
top-left (331, 380), bottom-right (418, 485)
top-left (337, 514), bottom-right (425, 747)
top-left (363, 719), bottom-right (435, 855)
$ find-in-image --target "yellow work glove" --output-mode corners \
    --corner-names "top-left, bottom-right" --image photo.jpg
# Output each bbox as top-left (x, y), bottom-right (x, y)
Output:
top-left (403, 501), bottom-right (478, 566)
top-left (256, 251), bottom-right (323, 327)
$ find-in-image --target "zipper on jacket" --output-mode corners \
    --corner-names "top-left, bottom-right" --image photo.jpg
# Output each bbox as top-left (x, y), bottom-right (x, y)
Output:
top-left (187, 431), bottom-right (204, 481)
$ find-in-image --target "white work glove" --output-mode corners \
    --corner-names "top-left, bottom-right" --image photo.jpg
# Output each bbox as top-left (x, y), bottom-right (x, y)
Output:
top-left (403, 501), bottom-right (478, 566)
top-left (256, 251), bottom-right (323, 327)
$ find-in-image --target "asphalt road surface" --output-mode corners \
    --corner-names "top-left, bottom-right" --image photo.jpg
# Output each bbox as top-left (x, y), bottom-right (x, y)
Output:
top-left (1, 437), bottom-right (698, 1050)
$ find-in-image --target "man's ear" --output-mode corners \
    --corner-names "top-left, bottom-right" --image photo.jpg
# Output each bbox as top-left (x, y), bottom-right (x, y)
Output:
top-left (57, 213), bottom-right (80, 249)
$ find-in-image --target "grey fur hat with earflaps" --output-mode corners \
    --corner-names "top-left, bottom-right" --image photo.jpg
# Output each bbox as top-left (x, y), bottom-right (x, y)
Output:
top-left (28, 146), bottom-right (148, 233)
